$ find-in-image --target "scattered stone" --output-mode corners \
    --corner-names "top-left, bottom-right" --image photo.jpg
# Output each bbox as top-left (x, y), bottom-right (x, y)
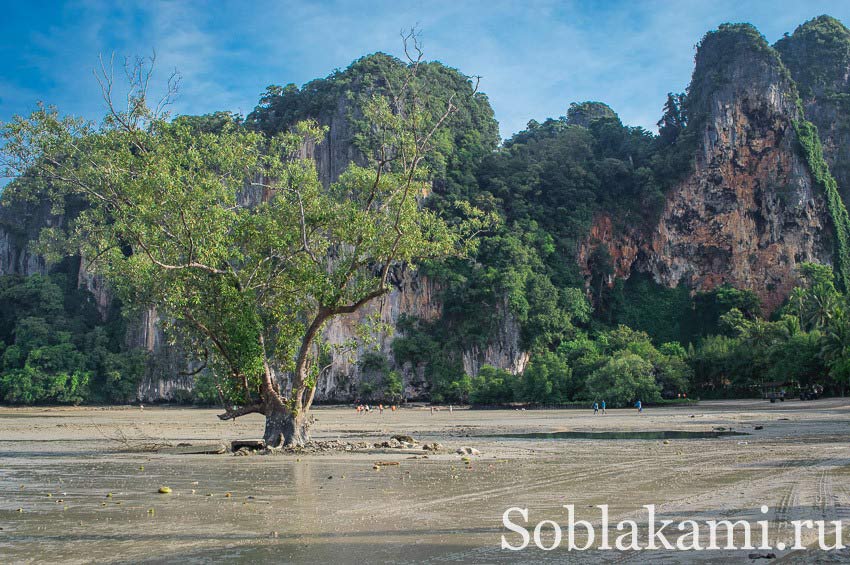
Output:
top-left (754, 425), bottom-right (764, 430)
top-left (225, 492), bottom-right (232, 498)
top-left (422, 442), bottom-right (443, 452)
top-left (158, 486), bottom-right (172, 494)
top-left (391, 435), bottom-right (416, 444)
top-left (176, 442), bottom-right (192, 447)
top-left (662, 440), bottom-right (670, 445)
top-left (748, 552), bottom-right (777, 559)
top-left (106, 493), bottom-right (113, 498)
top-left (374, 461), bottom-right (400, 466)
top-left (713, 427), bottom-right (726, 431)
top-left (456, 447), bottom-right (481, 456)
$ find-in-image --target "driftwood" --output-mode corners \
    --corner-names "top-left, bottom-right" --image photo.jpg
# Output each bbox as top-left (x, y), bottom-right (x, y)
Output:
top-left (231, 439), bottom-right (266, 451)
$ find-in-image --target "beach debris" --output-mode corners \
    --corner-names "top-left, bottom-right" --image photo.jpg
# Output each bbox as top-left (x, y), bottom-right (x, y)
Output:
top-left (391, 435), bottom-right (416, 444)
top-left (754, 425), bottom-right (764, 430)
top-left (747, 552), bottom-right (776, 559)
top-left (422, 442), bottom-right (443, 452)
top-left (231, 439), bottom-right (265, 451)
top-left (163, 443), bottom-right (227, 455)
top-left (158, 486), bottom-right (172, 494)
top-left (456, 447), bottom-right (481, 456)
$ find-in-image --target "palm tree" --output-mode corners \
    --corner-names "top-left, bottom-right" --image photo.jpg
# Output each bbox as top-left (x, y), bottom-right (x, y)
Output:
top-left (806, 283), bottom-right (839, 330)
top-left (787, 287), bottom-right (807, 329)
top-left (820, 308), bottom-right (850, 396)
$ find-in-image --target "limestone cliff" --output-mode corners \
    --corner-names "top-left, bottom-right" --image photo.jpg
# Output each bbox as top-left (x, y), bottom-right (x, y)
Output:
top-left (580, 24), bottom-right (835, 313)
top-left (0, 54), bottom-right (521, 403)
top-left (776, 16), bottom-right (850, 207)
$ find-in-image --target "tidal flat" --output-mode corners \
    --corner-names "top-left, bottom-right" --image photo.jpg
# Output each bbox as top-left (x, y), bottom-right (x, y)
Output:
top-left (2, 400), bottom-right (850, 563)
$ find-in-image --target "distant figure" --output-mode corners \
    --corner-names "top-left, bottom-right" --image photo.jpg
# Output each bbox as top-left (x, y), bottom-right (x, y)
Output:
top-left (379, 404), bottom-right (384, 414)
top-left (601, 400), bottom-right (607, 415)
top-left (635, 400), bottom-right (642, 413)
top-left (430, 406), bottom-right (434, 416)
top-left (593, 402), bottom-right (599, 415)
top-left (449, 405), bottom-right (453, 414)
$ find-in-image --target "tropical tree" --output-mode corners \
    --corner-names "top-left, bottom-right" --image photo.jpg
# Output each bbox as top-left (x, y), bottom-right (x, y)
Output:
top-left (1, 43), bottom-right (482, 446)
top-left (821, 308), bottom-right (850, 395)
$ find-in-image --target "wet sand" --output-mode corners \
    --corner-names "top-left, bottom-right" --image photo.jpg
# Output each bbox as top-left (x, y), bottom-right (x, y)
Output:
top-left (2, 399), bottom-right (850, 563)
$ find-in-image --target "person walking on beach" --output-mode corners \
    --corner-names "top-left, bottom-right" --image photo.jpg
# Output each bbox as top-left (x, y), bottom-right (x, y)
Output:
top-left (593, 402), bottom-right (599, 415)
top-left (601, 400), bottom-right (607, 415)
top-left (635, 399), bottom-right (642, 413)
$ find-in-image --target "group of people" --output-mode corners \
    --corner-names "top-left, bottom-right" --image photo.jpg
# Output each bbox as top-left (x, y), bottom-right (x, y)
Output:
top-left (591, 400), bottom-right (645, 413)
top-left (355, 404), bottom-right (397, 414)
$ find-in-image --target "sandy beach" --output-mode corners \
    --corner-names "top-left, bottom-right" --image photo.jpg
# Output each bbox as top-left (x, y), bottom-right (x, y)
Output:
top-left (2, 399), bottom-right (850, 563)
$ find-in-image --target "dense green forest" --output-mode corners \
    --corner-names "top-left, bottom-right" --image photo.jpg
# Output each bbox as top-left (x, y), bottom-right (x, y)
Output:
top-left (3, 17), bottom-right (850, 407)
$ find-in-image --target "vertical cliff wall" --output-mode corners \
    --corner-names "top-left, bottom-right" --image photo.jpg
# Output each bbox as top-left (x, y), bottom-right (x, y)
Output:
top-left (580, 24), bottom-right (836, 313)
top-left (776, 16), bottom-right (850, 208)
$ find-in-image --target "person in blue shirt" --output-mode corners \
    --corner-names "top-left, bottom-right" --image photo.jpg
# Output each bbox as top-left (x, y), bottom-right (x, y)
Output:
top-left (593, 402), bottom-right (599, 415)
top-left (635, 399), bottom-right (642, 413)
top-left (601, 400), bottom-right (607, 415)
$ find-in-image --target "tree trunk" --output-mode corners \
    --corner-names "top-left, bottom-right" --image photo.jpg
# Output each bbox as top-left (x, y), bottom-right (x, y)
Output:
top-left (263, 406), bottom-right (310, 448)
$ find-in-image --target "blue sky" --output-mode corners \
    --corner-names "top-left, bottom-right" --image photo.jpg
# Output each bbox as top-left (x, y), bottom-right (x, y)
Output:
top-left (2, 1), bottom-right (850, 140)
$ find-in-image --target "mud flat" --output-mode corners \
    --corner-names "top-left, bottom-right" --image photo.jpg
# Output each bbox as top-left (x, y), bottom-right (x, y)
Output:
top-left (2, 399), bottom-right (850, 563)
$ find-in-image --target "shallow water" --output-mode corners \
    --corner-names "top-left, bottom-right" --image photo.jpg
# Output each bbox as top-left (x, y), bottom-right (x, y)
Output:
top-left (2, 402), bottom-right (850, 563)
top-left (488, 430), bottom-right (749, 440)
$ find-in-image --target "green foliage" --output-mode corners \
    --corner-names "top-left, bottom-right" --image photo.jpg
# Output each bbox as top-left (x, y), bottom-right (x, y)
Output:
top-left (516, 351), bottom-right (574, 404)
top-left (793, 118), bottom-right (850, 291)
top-left (775, 16), bottom-right (850, 99)
top-left (246, 53), bottom-right (500, 201)
top-left (391, 315), bottom-right (467, 403)
top-left (609, 273), bottom-right (691, 343)
top-left (586, 353), bottom-right (661, 407)
top-left (0, 273), bottom-right (141, 404)
top-left (2, 53), bottom-right (472, 420)
top-left (469, 365), bottom-right (515, 405)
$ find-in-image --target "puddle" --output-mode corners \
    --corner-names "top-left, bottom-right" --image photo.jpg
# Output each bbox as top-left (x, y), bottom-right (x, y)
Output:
top-left (487, 430), bottom-right (749, 440)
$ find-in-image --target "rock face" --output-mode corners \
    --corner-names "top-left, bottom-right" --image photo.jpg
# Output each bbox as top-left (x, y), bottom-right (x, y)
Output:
top-left (313, 266), bottom-right (528, 401)
top-left (776, 16), bottom-right (850, 206)
top-left (0, 77), bottom-right (526, 403)
top-left (580, 24), bottom-right (835, 313)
